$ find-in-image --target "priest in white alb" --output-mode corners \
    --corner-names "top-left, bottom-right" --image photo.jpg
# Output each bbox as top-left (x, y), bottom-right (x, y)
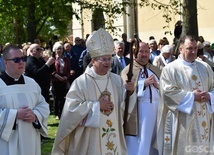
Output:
top-left (157, 35), bottom-right (214, 155)
top-left (0, 46), bottom-right (50, 155)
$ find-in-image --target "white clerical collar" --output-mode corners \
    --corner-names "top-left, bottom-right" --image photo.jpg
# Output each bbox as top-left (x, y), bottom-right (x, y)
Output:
top-left (178, 55), bottom-right (196, 66)
top-left (91, 67), bottom-right (109, 80)
top-left (5, 71), bottom-right (20, 81)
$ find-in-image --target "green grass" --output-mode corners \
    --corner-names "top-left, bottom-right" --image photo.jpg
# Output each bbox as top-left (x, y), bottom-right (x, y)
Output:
top-left (41, 114), bottom-right (59, 155)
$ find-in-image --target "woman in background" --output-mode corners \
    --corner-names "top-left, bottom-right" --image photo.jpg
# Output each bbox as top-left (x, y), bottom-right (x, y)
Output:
top-left (52, 42), bottom-right (71, 119)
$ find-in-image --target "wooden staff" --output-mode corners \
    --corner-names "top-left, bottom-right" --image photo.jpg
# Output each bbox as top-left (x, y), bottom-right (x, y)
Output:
top-left (123, 38), bottom-right (139, 134)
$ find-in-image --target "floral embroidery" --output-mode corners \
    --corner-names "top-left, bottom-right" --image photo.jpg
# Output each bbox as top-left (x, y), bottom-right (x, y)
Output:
top-left (201, 121), bottom-right (209, 140)
top-left (102, 119), bottom-right (117, 154)
top-left (191, 74), bottom-right (209, 141)
top-left (106, 119), bottom-right (113, 127)
top-left (106, 141), bottom-right (114, 151)
top-left (191, 75), bottom-right (207, 118)
top-left (202, 121), bottom-right (206, 127)
top-left (197, 103), bottom-right (206, 117)
top-left (191, 75), bottom-right (201, 90)
top-left (192, 75), bottom-right (197, 81)
top-left (184, 66), bottom-right (210, 143)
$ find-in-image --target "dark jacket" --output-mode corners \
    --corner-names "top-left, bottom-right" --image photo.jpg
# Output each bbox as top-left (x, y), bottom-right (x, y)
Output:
top-left (111, 56), bottom-right (130, 75)
top-left (25, 56), bottom-right (54, 102)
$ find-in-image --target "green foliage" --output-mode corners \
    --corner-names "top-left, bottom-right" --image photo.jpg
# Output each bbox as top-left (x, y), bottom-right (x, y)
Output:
top-left (0, 0), bottom-right (130, 44)
top-left (0, 15), bottom-right (15, 44)
top-left (0, 0), bottom-right (195, 44)
top-left (0, 0), bottom-right (74, 44)
top-left (41, 115), bottom-right (59, 155)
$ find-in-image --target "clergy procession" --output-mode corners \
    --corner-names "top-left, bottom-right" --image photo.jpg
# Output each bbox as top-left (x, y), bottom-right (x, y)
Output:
top-left (1, 27), bottom-right (214, 155)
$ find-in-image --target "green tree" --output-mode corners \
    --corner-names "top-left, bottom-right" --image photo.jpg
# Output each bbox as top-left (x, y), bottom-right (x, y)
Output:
top-left (0, 0), bottom-right (198, 45)
top-left (0, 0), bottom-right (74, 44)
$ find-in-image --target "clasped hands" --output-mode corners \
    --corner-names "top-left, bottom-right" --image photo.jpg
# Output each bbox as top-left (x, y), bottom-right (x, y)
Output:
top-left (194, 89), bottom-right (210, 102)
top-left (144, 74), bottom-right (159, 89)
top-left (17, 106), bottom-right (36, 123)
top-left (54, 74), bottom-right (67, 81)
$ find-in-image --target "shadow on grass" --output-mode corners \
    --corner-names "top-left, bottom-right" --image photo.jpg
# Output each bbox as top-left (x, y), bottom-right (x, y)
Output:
top-left (41, 114), bottom-right (59, 155)
top-left (48, 123), bottom-right (59, 127)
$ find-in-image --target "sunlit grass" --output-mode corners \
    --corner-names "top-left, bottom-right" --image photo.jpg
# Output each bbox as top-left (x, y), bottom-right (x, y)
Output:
top-left (41, 114), bottom-right (59, 155)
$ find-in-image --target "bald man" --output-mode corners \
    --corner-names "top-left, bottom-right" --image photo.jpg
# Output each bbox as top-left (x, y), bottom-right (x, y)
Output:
top-left (25, 43), bottom-right (55, 103)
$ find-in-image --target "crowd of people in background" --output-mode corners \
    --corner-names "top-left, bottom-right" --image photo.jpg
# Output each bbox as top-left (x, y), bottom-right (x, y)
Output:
top-left (0, 26), bottom-right (213, 120)
top-left (1, 20), bottom-right (214, 154)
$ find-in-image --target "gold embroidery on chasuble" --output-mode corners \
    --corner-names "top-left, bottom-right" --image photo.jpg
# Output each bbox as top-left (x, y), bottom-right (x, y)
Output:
top-left (184, 66), bottom-right (210, 143)
top-left (92, 74), bottom-right (120, 155)
top-left (164, 134), bottom-right (171, 144)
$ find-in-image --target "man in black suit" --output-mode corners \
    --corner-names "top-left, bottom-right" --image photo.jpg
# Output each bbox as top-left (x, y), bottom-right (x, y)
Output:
top-left (25, 43), bottom-right (55, 104)
top-left (111, 41), bottom-right (130, 75)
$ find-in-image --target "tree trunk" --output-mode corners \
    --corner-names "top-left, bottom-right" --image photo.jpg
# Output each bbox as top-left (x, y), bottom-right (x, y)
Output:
top-left (92, 8), bottom-right (105, 31)
top-left (182, 0), bottom-right (198, 37)
top-left (27, 0), bottom-right (37, 43)
top-left (13, 18), bottom-right (26, 44)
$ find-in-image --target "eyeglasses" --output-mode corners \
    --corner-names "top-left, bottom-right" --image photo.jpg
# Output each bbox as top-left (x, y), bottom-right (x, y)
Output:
top-left (97, 57), bottom-right (112, 63)
top-left (5, 56), bottom-right (27, 63)
top-left (75, 40), bottom-right (81, 42)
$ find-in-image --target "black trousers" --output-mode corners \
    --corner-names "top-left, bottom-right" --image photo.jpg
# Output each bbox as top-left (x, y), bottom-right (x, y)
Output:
top-left (52, 81), bottom-right (67, 118)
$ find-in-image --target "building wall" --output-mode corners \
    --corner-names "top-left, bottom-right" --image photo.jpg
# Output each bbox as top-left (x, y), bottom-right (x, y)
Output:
top-left (72, 0), bottom-right (214, 44)
top-left (197, 0), bottom-right (214, 42)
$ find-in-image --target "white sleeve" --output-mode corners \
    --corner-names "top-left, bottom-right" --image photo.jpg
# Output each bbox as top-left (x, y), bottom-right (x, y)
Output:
top-left (0, 109), bottom-right (17, 142)
top-left (176, 92), bottom-right (194, 114)
top-left (206, 92), bottom-right (214, 114)
top-left (79, 101), bottom-right (100, 128)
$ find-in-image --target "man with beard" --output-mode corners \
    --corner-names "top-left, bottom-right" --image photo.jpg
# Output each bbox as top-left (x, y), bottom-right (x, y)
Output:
top-left (121, 41), bottom-right (161, 155)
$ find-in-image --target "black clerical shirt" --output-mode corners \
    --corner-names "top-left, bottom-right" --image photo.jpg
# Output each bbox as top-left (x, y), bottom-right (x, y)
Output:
top-left (0, 71), bottom-right (24, 85)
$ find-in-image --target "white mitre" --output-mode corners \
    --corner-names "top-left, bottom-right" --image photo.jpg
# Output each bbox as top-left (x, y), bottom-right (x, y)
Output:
top-left (86, 28), bottom-right (114, 58)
